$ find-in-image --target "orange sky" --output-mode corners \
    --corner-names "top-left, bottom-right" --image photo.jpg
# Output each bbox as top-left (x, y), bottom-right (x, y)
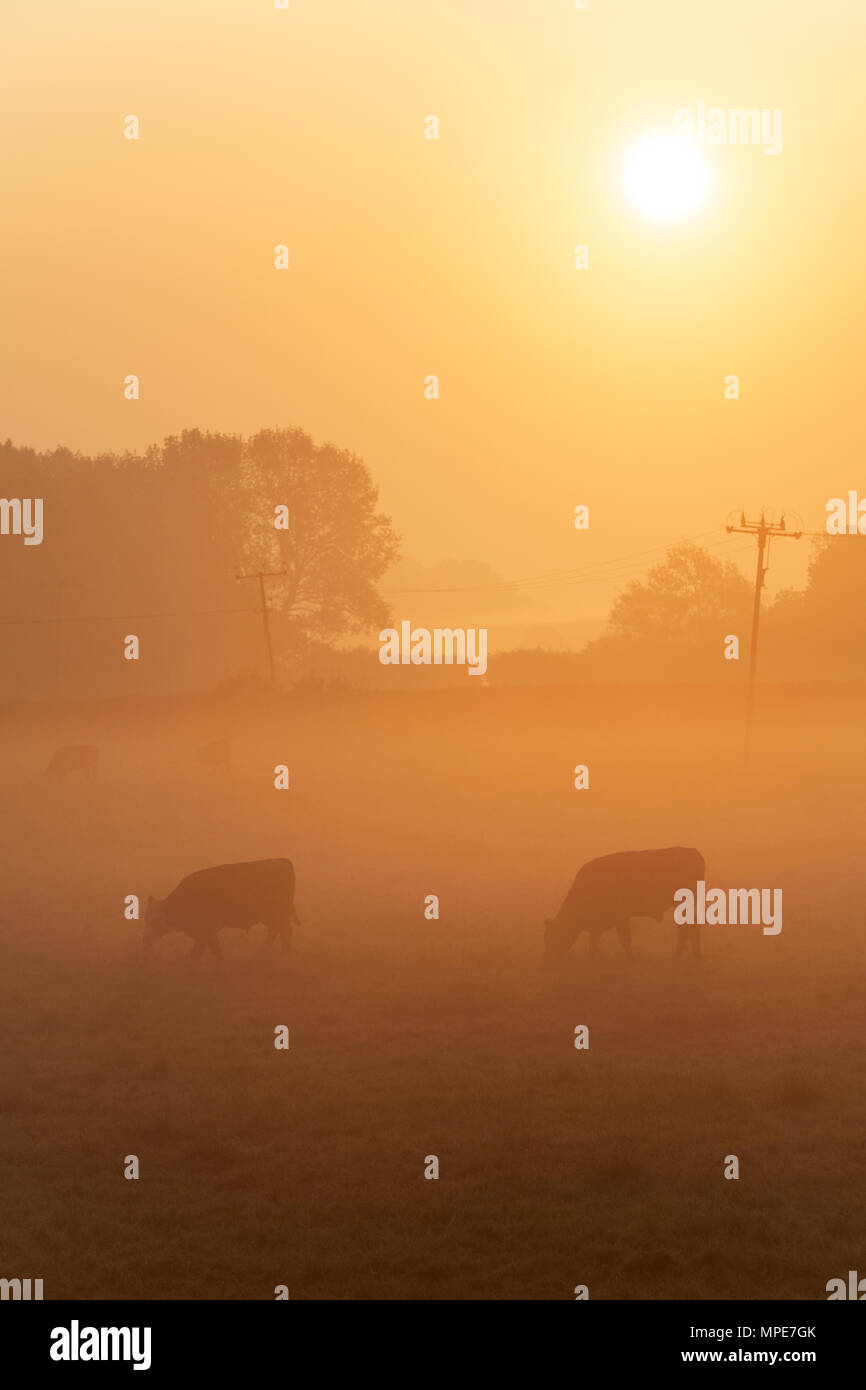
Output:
top-left (2, 0), bottom-right (863, 629)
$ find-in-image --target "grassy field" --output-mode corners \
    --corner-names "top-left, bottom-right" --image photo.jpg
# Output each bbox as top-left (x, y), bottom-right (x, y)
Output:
top-left (1, 682), bottom-right (864, 1299)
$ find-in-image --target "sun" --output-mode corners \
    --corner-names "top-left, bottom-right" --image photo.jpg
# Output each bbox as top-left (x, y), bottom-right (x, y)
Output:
top-left (620, 131), bottom-right (710, 221)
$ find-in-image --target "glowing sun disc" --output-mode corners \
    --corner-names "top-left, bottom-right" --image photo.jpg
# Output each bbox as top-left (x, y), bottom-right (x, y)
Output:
top-left (621, 132), bottom-right (710, 221)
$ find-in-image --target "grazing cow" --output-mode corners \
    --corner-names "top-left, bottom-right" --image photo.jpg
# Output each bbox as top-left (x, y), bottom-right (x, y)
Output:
top-left (144, 858), bottom-right (299, 963)
top-left (197, 739), bottom-right (231, 772)
top-left (46, 745), bottom-right (98, 779)
top-left (544, 846), bottom-right (706, 960)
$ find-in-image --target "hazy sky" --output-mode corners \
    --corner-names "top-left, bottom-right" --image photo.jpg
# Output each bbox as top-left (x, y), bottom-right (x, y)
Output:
top-left (2, 0), bottom-right (862, 622)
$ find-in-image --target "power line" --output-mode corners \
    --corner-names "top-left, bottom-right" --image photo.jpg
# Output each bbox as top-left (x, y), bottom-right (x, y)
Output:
top-left (382, 529), bottom-right (749, 596)
top-left (382, 527), bottom-right (728, 595)
top-left (517, 536), bottom-right (754, 594)
top-left (0, 531), bottom-right (780, 632)
top-left (501, 528), bottom-right (731, 589)
top-left (0, 606), bottom-right (258, 626)
top-left (525, 542), bottom-right (756, 596)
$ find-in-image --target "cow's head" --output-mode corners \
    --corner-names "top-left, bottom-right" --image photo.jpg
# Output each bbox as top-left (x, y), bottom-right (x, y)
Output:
top-left (543, 916), bottom-right (570, 962)
top-left (143, 896), bottom-right (167, 947)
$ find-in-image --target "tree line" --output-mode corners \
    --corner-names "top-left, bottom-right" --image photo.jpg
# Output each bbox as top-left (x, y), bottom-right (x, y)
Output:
top-left (1, 428), bottom-right (863, 697)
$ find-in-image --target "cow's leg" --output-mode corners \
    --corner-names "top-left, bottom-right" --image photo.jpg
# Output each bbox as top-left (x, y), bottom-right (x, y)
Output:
top-left (587, 929), bottom-right (603, 955)
top-left (209, 934), bottom-right (222, 961)
top-left (281, 913), bottom-right (293, 954)
top-left (265, 919), bottom-right (291, 953)
top-left (676, 924), bottom-right (700, 958)
top-left (190, 937), bottom-right (207, 966)
top-left (616, 921), bottom-right (632, 956)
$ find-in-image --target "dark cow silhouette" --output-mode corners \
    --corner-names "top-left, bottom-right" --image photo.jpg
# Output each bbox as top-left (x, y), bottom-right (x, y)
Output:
top-left (144, 858), bottom-right (299, 963)
top-left (544, 847), bottom-right (705, 960)
top-left (197, 739), bottom-right (231, 772)
top-left (47, 745), bottom-right (98, 779)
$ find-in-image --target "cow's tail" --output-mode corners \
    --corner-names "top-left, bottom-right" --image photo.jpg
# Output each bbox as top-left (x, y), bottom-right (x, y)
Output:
top-left (291, 905), bottom-right (301, 926)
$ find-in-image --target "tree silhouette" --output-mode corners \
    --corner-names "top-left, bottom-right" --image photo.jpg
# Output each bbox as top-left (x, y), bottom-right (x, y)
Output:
top-left (237, 427), bottom-right (400, 654)
top-left (766, 535), bottom-right (866, 678)
top-left (0, 427), bottom-right (400, 697)
top-left (772, 535), bottom-right (866, 624)
top-left (607, 541), bottom-right (752, 641)
top-left (579, 541), bottom-right (753, 680)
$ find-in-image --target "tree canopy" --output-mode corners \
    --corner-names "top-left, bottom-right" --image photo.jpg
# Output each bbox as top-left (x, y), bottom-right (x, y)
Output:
top-left (0, 427), bottom-right (399, 697)
top-left (606, 541), bottom-right (752, 642)
top-left (238, 427), bottom-right (399, 650)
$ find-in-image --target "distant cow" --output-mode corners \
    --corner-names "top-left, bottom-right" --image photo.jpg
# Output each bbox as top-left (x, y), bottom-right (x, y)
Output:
top-left (544, 847), bottom-right (705, 960)
top-left (144, 858), bottom-right (299, 963)
top-left (196, 740), bottom-right (231, 772)
top-left (46, 745), bottom-right (98, 779)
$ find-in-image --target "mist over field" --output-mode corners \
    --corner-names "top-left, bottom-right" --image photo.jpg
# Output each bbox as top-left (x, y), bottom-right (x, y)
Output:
top-left (3, 0), bottom-right (865, 1320)
top-left (1, 681), bottom-right (862, 1300)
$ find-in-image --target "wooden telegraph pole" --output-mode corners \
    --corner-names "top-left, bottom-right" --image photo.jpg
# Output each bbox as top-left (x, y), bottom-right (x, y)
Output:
top-left (235, 569), bottom-right (287, 686)
top-left (725, 511), bottom-right (801, 762)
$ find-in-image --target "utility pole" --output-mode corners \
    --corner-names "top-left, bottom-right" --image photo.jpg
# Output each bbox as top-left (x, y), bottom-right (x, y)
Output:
top-left (236, 568), bottom-right (286, 686)
top-left (725, 511), bottom-right (801, 762)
